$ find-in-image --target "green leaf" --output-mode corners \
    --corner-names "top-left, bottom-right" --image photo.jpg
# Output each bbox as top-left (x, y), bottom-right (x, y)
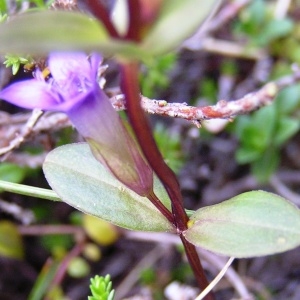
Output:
top-left (275, 84), bottom-right (300, 115)
top-left (0, 163), bottom-right (26, 185)
top-left (239, 0), bottom-right (265, 33)
top-left (234, 115), bottom-right (251, 139)
top-left (0, 221), bottom-right (24, 259)
top-left (184, 191), bottom-right (300, 258)
top-left (89, 275), bottom-right (115, 300)
top-left (274, 117), bottom-right (299, 147)
top-left (235, 105), bottom-right (276, 158)
top-left (235, 146), bottom-right (262, 164)
top-left (28, 260), bottom-right (60, 300)
top-left (141, 0), bottom-right (221, 55)
top-left (40, 234), bottom-right (73, 253)
top-left (251, 149), bottom-right (280, 183)
top-left (154, 122), bottom-right (184, 174)
top-left (0, 11), bottom-right (107, 53)
top-left (251, 105), bottom-right (276, 144)
top-left (257, 18), bottom-right (294, 46)
top-left (43, 143), bottom-right (173, 232)
top-left (239, 124), bottom-right (267, 151)
top-left (0, 0), bottom-right (7, 14)
top-left (3, 54), bottom-right (32, 74)
top-left (0, 163), bottom-right (27, 193)
top-left (0, 10), bottom-right (149, 60)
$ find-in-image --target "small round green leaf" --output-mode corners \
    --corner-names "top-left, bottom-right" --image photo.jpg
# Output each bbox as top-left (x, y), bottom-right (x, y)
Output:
top-left (141, 0), bottom-right (221, 55)
top-left (43, 143), bottom-right (173, 232)
top-left (184, 191), bottom-right (300, 257)
top-left (67, 257), bottom-right (90, 278)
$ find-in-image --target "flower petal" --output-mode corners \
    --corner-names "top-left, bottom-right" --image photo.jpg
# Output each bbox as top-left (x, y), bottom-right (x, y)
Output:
top-left (89, 52), bottom-right (102, 76)
top-left (49, 52), bottom-right (91, 83)
top-left (0, 80), bottom-right (60, 110)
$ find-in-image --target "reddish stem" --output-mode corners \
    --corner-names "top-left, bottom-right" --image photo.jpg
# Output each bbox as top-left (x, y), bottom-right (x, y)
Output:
top-left (50, 242), bottom-right (86, 288)
top-left (181, 236), bottom-right (213, 299)
top-left (86, 0), bottom-right (120, 38)
top-left (120, 61), bottom-right (213, 299)
top-left (125, 0), bottom-right (142, 41)
top-left (148, 189), bottom-right (174, 225)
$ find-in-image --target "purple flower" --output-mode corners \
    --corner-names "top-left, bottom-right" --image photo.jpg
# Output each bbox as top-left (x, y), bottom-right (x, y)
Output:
top-left (0, 52), bottom-right (153, 196)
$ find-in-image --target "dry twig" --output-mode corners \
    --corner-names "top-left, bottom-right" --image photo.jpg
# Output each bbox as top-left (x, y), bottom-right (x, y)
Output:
top-left (0, 109), bottom-right (44, 159)
top-left (0, 111), bottom-right (69, 159)
top-left (0, 198), bottom-right (35, 224)
top-left (111, 68), bottom-right (300, 127)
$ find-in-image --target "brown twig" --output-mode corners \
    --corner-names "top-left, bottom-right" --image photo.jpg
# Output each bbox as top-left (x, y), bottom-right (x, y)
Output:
top-left (0, 109), bottom-right (44, 159)
top-left (19, 224), bottom-right (87, 292)
top-left (0, 198), bottom-right (35, 224)
top-left (49, 242), bottom-right (86, 289)
top-left (0, 111), bottom-right (69, 158)
top-left (111, 68), bottom-right (300, 127)
top-left (18, 224), bottom-right (84, 238)
top-left (200, 37), bottom-right (266, 60)
top-left (5, 152), bottom-right (47, 168)
top-left (269, 175), bottom-right (300, 206)
top-left (115, 244), bottom-right (171, 299)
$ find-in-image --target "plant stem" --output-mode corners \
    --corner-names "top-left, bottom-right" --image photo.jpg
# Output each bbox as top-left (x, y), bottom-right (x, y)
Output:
top-left (125, 0), bottom-right (142, 41)
top-left (181, 236), bottom-right (213, 300)
top-left (86, 0), bottom-right (120, 38)
top-left (0, 180), bottom-right (60, 201)
top-left (120, 61), bottom-right (213, 299)
top-left (50, 242), bottom-right (86, 288)
top-left (147, 190), bottom-right (174, 224)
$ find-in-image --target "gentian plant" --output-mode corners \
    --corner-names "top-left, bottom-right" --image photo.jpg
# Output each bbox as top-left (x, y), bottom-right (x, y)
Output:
top-left (0, 1), bottom-right (300, 299)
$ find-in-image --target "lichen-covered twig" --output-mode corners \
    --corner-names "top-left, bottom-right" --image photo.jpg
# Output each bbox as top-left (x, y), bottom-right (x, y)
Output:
top-left (111, 68), bottom-right (300, 127)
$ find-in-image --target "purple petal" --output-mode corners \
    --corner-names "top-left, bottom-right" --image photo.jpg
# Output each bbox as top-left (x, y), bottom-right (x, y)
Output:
top-left (49, 52), bottom-right (91, 83)
top-left (55, 91), bottom-right (89, 112)
top-left (89, 52), bottom-right (102, 76)
top-left (0, 80), bottom-right (60, 110)
top-left (68, 86), bottom-right (123, 142)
